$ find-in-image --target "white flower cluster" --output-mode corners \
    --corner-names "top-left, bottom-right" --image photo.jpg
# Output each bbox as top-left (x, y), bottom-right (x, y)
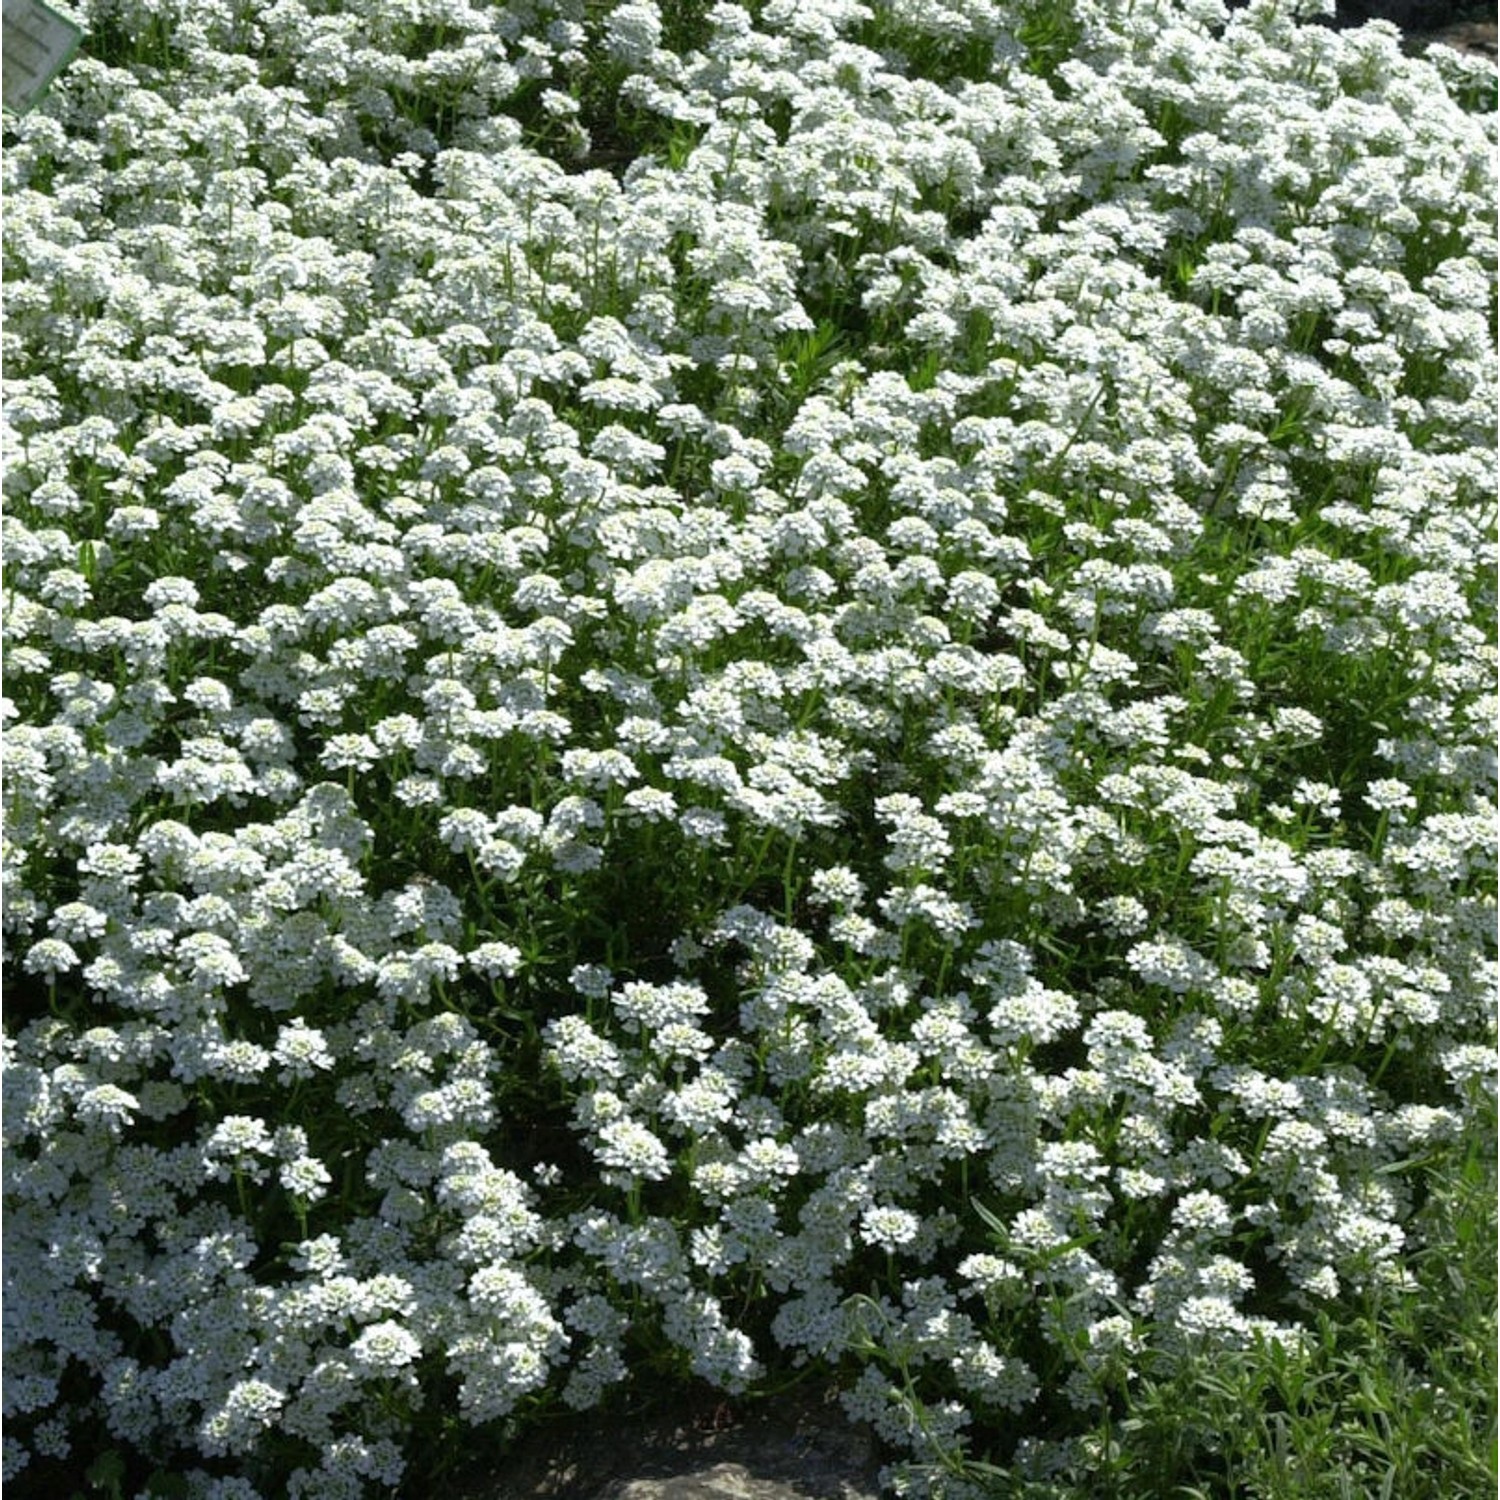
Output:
top-left (2, 0), bottom-right (1493, 1491)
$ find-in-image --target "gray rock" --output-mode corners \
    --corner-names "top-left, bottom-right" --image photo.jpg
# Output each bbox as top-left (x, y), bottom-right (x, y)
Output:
top-left (1409, 20), bottom-right (1498, 59)
top-left (1226, 0), bottom-right (1492, 30)
top-left (443, 1386), bottom-right (885, 1500)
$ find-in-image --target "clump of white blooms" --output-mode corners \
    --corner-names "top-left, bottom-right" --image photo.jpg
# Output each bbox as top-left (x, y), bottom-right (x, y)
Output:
top-left (2, 0), bottom-right (1494, 1491)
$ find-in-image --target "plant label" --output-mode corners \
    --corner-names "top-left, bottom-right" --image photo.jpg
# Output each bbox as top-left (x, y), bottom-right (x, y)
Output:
top-left (3, 0), bottom-right (83, 114)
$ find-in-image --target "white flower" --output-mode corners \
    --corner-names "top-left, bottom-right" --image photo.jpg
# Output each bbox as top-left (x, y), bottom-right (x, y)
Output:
top-left (198, 1379), bottom-right (286, 1458)
top-left (545, 1016), bottom-right (627, 1086)
top-left (604, 1), bottom-right (663, 63)
top-left (808, 865), bottom-right (864, 909)
top-left (621, 786), bottom-right (677, 821)
top-left (1173, 1295), bottom-right (1251, 1345)
top-left (438, 808), bottom-right (494, 853)
top-left (1441, 1044), bottom-right (1495, 1093)
top-left (950, 1341), bottom-right (1038, 1412)
top-left (319, 734), bottom-right (378, 773)
top-left (349, 1320), bottom-right (422, 1374)
top-left (1170, 1192), bottom-right (1234, 1240)
top-left (202, 1115), bottom-right (275, 1178)
top-left (612, 980), bottom-right (710, 1033)
top-left (271, 1023), bottom-right (335, 1082)
top-left (664, 1072), bottom-right (739, 1133)
top-left (23, 939), bottom-right (80, 978)
top-left (1363, 777), bottom-right (1416, 815)
top-left (593, 1118), bottom-right (673, 1182)
top-left (279, 1155), bottom-right (332, 1201)
top-left (75, 1084), bottom-right (138, 1132)
top-left (289, 1235), bottom-right (348, 1276)
top-left (468, 942), bottom-right (524, 979)
top-left (874, 793), bottom-right (951, 874)
top-left (858, 1205), bottom-right (922, 1253)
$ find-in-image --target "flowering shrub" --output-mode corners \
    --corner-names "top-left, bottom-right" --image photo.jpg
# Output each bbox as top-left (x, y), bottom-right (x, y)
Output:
top-left (2, 0), bottom-right (1495, 1495)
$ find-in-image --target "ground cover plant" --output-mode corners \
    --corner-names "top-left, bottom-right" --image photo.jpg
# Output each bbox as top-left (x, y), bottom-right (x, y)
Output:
top-left (2, 0), bottom-right (1495, 1495)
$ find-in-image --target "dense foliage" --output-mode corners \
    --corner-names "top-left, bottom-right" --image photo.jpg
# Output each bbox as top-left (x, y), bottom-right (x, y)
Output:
top-left (3, 1), bottom-right (1495, 1496)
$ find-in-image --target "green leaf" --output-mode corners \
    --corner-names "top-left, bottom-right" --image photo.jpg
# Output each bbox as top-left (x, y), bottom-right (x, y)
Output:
top-left (144, 1470), bottom-right (191, 1499)
top-left (84, 1449), bottom-right (126, 1499)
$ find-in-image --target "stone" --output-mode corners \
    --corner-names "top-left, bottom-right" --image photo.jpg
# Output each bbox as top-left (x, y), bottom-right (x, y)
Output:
top-left (1225, 0), bottom-right (1492, 33)
top-left (443, 1385), bottom-right (885, 1500)
top-left (1409, 20), bottom-right (1498, 60)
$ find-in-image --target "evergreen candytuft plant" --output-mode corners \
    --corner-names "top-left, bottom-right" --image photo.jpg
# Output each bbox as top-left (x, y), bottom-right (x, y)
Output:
top-left (3, 1), bottom-right (1494, 1496)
